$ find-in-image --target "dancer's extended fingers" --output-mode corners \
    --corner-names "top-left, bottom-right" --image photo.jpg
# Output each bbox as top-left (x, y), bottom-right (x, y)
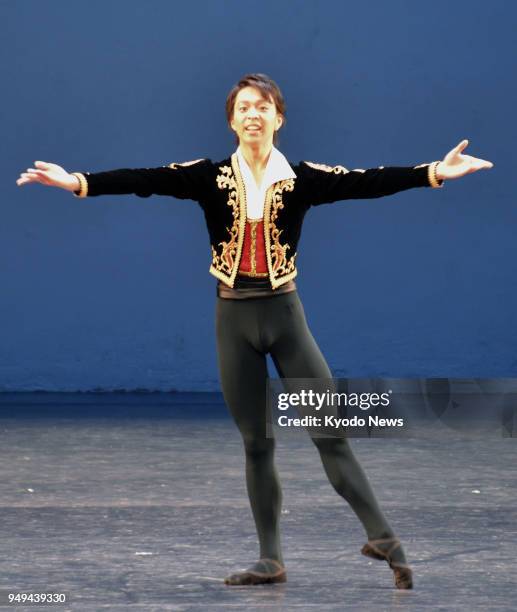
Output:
top-left (455, 139), bottom-right (469, 154)
top-left (466, 155), bottom-right (493, 169)
top-left (476, 158), bottom-right (493, 169)
top-left (24, 170), bottom-right (45, 182)
top-left (472, 160), bottom-right (493, 170)
top-left (463, 159), bottom-right (494, 174)
top-left (17, 174), bottom-right (35, 185)
top-left (34, 161), bottom-right (52, 170)
top-left (21, 171), bottom-right (45, 183)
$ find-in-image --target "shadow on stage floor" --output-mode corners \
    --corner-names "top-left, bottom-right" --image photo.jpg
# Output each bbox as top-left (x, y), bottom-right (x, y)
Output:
top-left (0, 393), bottom-right (515, 611)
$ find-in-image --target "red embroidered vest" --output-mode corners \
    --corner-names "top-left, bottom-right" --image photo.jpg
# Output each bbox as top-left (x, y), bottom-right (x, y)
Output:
top-left (238, 219), bottom-right (268, 277)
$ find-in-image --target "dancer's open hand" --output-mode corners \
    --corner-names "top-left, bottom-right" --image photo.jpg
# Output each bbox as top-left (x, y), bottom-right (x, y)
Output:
top-left (16, 161), bottom-right (80, 192)
top-left (436, 140), bottom-right (493, 180)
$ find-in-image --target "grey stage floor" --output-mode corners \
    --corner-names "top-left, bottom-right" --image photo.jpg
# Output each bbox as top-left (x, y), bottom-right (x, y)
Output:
top-left (0, 394), bottom-right (515, 611)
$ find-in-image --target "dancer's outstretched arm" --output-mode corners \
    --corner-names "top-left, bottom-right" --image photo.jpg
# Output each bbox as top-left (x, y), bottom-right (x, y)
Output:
top-left (16, 158), bottom-right (211, 202)
top-left (302, 139), bottom-right (493, 207)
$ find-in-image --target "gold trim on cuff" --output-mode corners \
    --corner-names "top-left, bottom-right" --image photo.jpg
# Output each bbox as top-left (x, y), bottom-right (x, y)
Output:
top-left (427, 162), bottom-right (444, 189)
top-left (71, 172), bottom-right (88, 198)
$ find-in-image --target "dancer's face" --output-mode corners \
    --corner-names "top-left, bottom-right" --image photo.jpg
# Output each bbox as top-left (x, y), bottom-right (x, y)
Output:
top-left (230, 86), bottom-right (283, 149)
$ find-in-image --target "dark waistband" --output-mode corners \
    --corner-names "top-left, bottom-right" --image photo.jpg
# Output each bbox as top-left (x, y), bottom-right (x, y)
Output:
top-left (217, 276), bottom-right (297, 300)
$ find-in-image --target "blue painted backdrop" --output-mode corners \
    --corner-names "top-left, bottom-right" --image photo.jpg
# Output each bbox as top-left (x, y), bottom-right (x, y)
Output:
top-left (2, 0), bottom-right (515, 391)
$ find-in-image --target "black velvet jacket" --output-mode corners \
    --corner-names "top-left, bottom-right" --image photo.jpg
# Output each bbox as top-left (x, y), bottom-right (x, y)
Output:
top-left (72, 154), bottom-right (442, 289)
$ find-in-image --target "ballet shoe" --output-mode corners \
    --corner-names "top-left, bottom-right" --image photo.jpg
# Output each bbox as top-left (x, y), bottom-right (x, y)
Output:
top-left (361, 537), bottom-right (413, 589)
top-left (224, 558), bottom-right (287, 586)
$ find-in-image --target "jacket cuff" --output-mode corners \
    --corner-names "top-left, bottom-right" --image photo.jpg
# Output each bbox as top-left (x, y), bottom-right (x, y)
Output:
top-left (71, 172), bottom-right (88, 198)
top-left (413, 162), bottom-right (444, 188)
top-left (427, 161), bottom-right (444, 188)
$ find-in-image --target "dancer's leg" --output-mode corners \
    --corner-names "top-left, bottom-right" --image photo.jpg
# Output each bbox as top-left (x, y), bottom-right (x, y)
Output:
top-left (268, 292), bottom-right (406, 564)
top-left (215, 298), bottom-right (284, 569)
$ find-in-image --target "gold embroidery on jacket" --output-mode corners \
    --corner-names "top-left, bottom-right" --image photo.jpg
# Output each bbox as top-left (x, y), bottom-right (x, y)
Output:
top-left (264, 179), bottom-right (297, 286)
top-left (304, 160), bottom-right (366, 174)
top-left (304, 160), bottom-right (349, 174)
top-left (211, 165), bottom-right (240, 277)
top-left (168, 159), bottom-right (204, 169)
top-left (210, 157), bottom-right (299, 289)
top-left (250, 219), bottom-right (258, 276)
top-left (228, 155), bottom-right (248, 284)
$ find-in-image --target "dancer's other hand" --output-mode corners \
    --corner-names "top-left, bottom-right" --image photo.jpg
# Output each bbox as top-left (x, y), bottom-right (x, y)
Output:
top-left (16, 161), bottom-right (80, 192)
top-left (436, 140), bottom-right (493, 180)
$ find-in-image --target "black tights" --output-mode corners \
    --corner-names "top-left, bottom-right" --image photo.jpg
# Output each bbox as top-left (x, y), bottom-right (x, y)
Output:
top-left (216, 291), bottom-right (397, 565)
